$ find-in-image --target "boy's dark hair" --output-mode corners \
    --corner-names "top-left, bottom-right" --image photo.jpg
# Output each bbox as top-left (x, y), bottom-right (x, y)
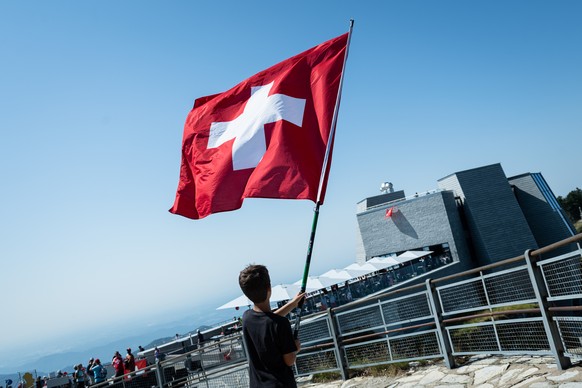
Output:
top-left (239, 264), bottom-right (271, 303)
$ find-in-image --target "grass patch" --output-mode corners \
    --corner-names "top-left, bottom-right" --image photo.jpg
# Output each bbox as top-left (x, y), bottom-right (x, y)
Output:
top-left (311, 372), bottom-right (342, 383)
top-left (363, 361), bottom-right (414, 377)
top-left (311, 360), bottom-right (435, 382)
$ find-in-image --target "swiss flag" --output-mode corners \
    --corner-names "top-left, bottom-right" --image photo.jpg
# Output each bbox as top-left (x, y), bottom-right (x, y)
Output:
top-left (170, 33), bottom-right (348, 219)
top-left (385, 206), bottom-right (397, 218)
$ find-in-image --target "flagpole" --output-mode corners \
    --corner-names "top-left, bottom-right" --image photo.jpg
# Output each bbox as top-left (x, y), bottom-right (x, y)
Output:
top-left (294, 19), bottom-right (354, 338)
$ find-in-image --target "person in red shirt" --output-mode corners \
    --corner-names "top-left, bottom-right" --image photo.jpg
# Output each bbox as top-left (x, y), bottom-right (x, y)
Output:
top-left (112, 351), bottom-right (124, 378)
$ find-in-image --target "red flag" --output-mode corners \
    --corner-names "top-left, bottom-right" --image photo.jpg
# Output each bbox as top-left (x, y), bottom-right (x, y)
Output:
top-left (170, 33), bottom-right (348, 219)
top-left (385, 206), bottom-right (397, 218)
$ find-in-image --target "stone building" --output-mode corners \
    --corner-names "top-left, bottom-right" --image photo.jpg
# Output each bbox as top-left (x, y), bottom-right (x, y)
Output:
top-left (355, 163), bottom-right (575, 276)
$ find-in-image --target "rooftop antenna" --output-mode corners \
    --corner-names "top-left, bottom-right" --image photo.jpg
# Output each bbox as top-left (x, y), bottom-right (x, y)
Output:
top-left (380, 181), bottom-right (394, 194)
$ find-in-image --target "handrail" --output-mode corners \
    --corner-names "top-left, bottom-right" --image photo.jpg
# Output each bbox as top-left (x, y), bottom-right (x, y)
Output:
top-left (341, 321), bottom-right (437, 345)
top-left (548, 306), bottom-right (582, 312)
top-left (300, 342), bottom-right (336, 352)
top-left (332, 282), bottom-right (426, 312)
top-left (530, 233), bottom-right (582, 257)
top-left (442, 308), bottom-right (541, 324)
top-left (432, 233), bottom-right (582, 285)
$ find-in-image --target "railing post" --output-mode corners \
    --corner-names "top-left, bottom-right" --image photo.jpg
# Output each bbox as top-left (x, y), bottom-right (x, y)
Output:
top-left (154, 361), bottom-right (164, 388)
top-left (199, 347), bottom-right (210, 388)
top-left (523, 249), bottom-right (571, 370)
top-left (425, 279), bottom-right (455, 369)
top-left (327, 308), bottom-right (349, 381)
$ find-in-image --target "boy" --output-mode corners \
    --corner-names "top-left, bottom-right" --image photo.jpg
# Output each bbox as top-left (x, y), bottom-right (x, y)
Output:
top-left (239, 264), bottom-right (305, 387)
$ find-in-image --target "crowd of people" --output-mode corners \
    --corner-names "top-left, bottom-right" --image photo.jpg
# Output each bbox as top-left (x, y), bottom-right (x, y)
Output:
top-left (19, 348), bottom-right (142, 388)
top-left (294, 253), bottom-right (453, 314)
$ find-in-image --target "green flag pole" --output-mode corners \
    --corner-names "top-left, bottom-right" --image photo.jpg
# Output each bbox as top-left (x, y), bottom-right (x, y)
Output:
top-left (294, 19), bottom-right (354, 338)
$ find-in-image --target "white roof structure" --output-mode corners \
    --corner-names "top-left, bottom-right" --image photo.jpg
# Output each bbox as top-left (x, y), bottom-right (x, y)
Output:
top-left (217, 294), bottom-right (252, 310)
top-left (320, 268), bottom-right (368, 280)
top-left (396, 250), bottom-right (433, 263)
top-left (217, 253), bottom-right (435, 309)
top-left (270, 284), bottom-right (307, 302)
top-left (293, 276), bottom-right (338, 290)
top-left (368, 256), bottom-right (400, 267)
top-left (345, 262), bottom-right (383, 275)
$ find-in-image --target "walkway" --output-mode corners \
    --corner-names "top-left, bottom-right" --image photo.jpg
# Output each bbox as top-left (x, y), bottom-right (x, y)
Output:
top-left (298, 355), bottom-right (582, 387)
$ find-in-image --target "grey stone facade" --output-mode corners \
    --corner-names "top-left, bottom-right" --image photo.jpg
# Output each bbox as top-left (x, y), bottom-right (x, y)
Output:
top-left (438, 163), bottom-right (538, 265)
top-left (356, 190), bottom-right (472, 271)
top-left (355, 163), bottom-right (571, 274)
top-left (509, 172), bottom-right (576, 254)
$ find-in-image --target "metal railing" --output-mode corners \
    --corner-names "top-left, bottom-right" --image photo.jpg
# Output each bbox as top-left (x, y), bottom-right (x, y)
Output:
top-left (291, 233), bottom-right (582, 379)
top-left (78, 234), bottom-right (580, 386)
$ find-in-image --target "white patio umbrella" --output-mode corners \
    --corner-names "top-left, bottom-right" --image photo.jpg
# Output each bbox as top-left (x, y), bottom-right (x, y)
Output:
top-left (345, 262), bottom-right (383, 275)
top-left (270, 284), bottom-right (308, 302)
top-left (396, 250), bottom-right (433, 275)
top-left (217, 294), bottom-right (252, 310)
top-left (320, 269), bottom-right (364, 281)
top-left (368, 256), bottom-right (400, 268)
top-left (293, 276), bottom-right (338, 290)
top-left (396, 250), bottom-right (433, 263)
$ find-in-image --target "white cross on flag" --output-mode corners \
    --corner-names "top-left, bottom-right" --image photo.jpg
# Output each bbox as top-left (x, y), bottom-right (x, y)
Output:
top-left (170, 33), bottom-right (348, 219)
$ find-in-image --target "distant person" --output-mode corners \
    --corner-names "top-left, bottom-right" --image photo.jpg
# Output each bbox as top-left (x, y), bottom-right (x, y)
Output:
top-left (112, 351), bottom-right (124, 378)
top-left (239, 264), bottom-right (304, 387)
top-left (73, 364), bottom-right (86, 388)
top-left (197, 329), bottom-right (204, 347)
top-left (154, 347), bottom-right (165, 363)
top-left (35, 377), bottom-right (42, 388)
top-left (90, 359), bottom-right (107, 384)
top-left (86, 358), bottom-right (94, 385)
top-left (124, 348), bottom-right (135, 373)
top-left (138, 346), bottom-right (145, 352)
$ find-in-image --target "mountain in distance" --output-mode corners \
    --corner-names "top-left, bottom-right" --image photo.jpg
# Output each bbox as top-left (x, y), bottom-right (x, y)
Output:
top-left (141, 325), bottom-right (212, 350)
top-left (1, 307), bottom-right (235, 375)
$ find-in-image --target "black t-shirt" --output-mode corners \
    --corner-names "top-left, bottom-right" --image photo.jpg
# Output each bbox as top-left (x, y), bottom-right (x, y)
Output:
top-left (242, 309), bottom-right (297, 388)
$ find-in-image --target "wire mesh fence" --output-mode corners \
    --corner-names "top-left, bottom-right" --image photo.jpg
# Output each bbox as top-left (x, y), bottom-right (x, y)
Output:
top-left (438, 278), bottom-right (488, 315)
top-left (539, 251), bottom-right (582, 300)
top-left (483, 268), bottom-right (537, 306)
top-left (448, 321), bottom-right (499, 354)
top-left (154, 335), bottom-right (248, 388)
top-left (294, 348), bottom-right (339, 376)
top-left (380, 292), bottom-right (432, 326)
top-left (496, 319), bottom-right (550, 353)
top-left (201, 364), bottom-right (249, 388)
top-left (344, 329), bottom-right (441, 369)
top-left (88, 365), bottom-right (161, 388)
top-left (388, 330), bottom-right (442, 362)
top-left (438, 266), bottom-right (538, 316)
top-left (336, 304), bottom-right (384, 335)
top-left (555, 316), bottom-right (582, 360)
top-left (344, 338), bottom-right (390, 368)
top-left (156, 242), bottom-right (579, 380)
top-left (296, 315), bottom-right (333, 346)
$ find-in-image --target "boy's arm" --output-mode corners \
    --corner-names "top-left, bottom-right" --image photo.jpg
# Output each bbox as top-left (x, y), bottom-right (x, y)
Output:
top-left (274, 293), bottom-right (305, 317)
top-left (282, 339), bottom-right (301, 366)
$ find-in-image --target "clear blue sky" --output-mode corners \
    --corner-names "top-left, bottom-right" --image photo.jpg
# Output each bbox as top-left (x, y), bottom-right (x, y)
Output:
top-left (1, 1), bottom-right (581, 369)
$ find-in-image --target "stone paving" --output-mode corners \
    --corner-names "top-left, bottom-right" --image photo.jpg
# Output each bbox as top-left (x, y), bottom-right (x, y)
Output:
top-left (297, 355), bottom-right (582, 387)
